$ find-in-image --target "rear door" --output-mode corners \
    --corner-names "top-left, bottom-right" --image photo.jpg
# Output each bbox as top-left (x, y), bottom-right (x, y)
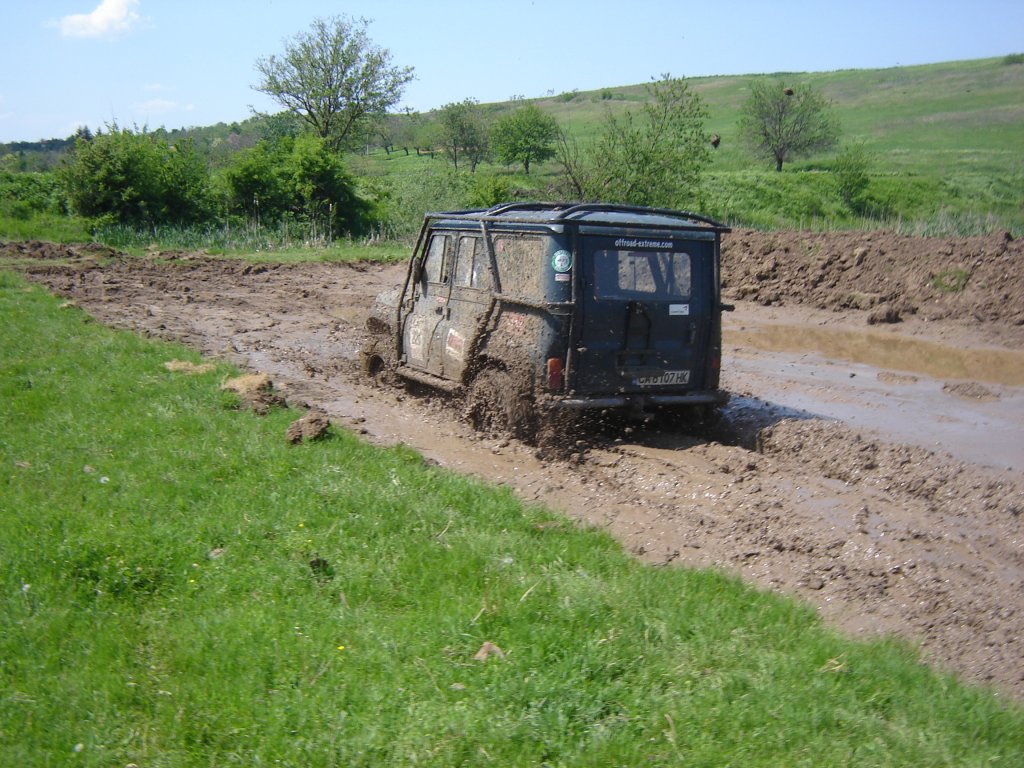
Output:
top-left (575, 234), bottom-right (715, 395)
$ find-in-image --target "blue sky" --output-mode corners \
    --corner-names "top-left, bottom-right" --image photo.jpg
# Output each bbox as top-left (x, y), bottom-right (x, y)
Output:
top-left (2, 0), bottom-right (1022, 143)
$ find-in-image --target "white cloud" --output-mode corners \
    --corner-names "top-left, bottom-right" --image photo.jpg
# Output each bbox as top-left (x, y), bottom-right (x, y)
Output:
top-left (60, 0), bottom-right (141, 39)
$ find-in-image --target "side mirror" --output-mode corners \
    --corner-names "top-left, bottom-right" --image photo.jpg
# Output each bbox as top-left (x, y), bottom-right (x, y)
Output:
top-left (720, 303), bottom-right (736, 312)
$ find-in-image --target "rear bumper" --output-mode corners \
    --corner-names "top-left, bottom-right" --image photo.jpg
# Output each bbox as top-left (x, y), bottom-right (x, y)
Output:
top-left (553, 390), bottom-right (729, 411)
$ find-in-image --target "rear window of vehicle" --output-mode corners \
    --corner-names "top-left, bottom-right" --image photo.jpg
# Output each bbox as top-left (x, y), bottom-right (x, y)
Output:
top-left (593, 248), bottom-right (692, 299)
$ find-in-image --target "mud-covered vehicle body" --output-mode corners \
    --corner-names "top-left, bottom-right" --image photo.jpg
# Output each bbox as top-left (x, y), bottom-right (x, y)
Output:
top-left (364, 202), bottom-right (731, 438)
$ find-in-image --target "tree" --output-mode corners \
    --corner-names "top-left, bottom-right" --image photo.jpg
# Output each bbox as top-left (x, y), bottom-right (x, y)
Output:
top-left (437, 99), bottom-right (489, 172)
top-left (254, 16), bottom-right (414, 151)
top-left (738, 79), bottom-right (840, 171)
top-left (556, 75), bottom-right (711, 208)
top-left (60, 124), bottom-right (213, 226)
top-left (490, 104), bottom-right (558, 174)
top-left (223, 134), bottom-right (368, 237)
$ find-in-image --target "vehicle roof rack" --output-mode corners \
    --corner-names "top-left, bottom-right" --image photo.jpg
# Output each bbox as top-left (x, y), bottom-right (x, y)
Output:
top-left (425, 201), bottom-right (729, 232)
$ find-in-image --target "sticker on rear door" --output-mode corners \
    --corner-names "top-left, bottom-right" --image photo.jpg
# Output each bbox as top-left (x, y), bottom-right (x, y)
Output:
top-left (669, 304), bottom-right (689, 316)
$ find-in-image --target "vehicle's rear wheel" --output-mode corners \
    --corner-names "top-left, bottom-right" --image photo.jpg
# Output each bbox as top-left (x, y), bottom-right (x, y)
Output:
top-left (465, 367), bottom-right (536, 442)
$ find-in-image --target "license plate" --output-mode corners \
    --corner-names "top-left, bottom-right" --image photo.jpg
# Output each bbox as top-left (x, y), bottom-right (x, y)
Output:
top-left (633, 370), bottom-right (690, 387)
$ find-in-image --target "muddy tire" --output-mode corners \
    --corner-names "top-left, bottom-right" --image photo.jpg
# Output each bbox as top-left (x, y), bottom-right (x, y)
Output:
top-left (465, 367), bottom-right (536, 442)
top-left (361, 335), bottom-right (397, 387)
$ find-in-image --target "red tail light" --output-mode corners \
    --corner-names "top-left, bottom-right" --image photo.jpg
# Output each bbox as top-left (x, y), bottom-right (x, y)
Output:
top-left (546, 357), bottom-right (564, 390)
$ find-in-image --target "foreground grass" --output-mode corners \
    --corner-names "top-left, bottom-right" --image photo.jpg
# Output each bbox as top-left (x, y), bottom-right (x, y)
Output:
top-left (1, 272), bottom-right (1022, 766)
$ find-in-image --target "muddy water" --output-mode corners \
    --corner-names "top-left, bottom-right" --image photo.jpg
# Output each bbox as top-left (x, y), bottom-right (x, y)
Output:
top-left (722, 321), bottom-right (1024, 472)
top-left (727, 324), bottom-right (1024, 386)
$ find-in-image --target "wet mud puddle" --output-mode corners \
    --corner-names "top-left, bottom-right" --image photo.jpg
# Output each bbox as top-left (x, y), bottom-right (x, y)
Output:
top-left (727, 323), bottom-right (1024, 386)
top-left (723, 322), bottom-right (1024, 472)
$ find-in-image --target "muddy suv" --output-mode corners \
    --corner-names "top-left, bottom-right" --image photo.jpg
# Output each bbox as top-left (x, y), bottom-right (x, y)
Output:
top-left (363, 202), bottom-right (731, 439)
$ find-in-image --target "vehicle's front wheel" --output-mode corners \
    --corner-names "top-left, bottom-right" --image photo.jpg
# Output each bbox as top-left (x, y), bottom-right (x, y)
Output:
top-left (465, 367), bottom-right (536, 442)
top-left (360, 335), bottom-right (397, 387)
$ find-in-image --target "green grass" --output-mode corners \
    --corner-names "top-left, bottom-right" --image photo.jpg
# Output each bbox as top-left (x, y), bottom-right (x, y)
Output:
top-left (0, 211), bottom-right (92, 243)
top-left (2, 273), bottom-right (1022, 765)
top-left (931, 268), bottom-right (971, 293)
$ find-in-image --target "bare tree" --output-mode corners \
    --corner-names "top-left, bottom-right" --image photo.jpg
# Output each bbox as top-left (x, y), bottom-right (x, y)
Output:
top-left (254, 16), bottom-right (414, 151)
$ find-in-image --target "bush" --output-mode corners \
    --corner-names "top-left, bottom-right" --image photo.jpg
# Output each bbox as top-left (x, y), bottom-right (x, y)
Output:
top-left (223, 135), bottom-right (372, 239)
top-left (466, 173), bottom-right (514, 208)
top-left (60, 125), bottom-right (215, 227)
top-left (364, 166), bottom-right (473, 239)
top-left (833, 144), bottom-right (871, 214)
top-left (0, 171), bottom-right (66, 218)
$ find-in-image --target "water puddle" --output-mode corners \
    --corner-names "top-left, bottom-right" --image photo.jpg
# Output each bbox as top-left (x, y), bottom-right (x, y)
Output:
top-left (726, 324), bottom-right (1024, 386)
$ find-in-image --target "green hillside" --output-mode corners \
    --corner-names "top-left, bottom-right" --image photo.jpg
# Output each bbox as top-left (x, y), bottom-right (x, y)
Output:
top-left (471, 56), bottom-right (1024, 178)
top-left (346, 55), bottom-right (1024, 233)
top-left (2, 55), bottom-right (1022, 242)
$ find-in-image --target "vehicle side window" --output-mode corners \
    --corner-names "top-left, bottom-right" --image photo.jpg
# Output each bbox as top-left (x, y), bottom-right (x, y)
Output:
top-left (423, 234), bottom-right (450, 284)
top-left (453, 235), bottom-right (493, 290)
top-left (492, 235), bottom-right (543, 296)
top-left (455, 236), bottom-right (478, 287)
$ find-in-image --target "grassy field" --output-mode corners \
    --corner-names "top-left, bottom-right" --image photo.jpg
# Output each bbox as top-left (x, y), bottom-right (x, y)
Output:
top-left (3, 274), bottom-right (1024, 765)
top-left (2, 56), bottom-right (1021, 246)
top-left (351, 56), bottom-right (1024, 234)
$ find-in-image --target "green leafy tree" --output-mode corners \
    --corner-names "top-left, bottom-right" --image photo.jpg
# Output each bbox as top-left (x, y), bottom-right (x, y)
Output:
top-left (437, 99), bottom-right (489, 172)
top-left (60, 124), bottom-right (213, 226)
top-left (491, 104), bottom-right (558, 174)
top-left (254, 16), bottom-right (414, 151)
top-left (222, 139), bottom-right (292, 222)
top-left (224, 134), bottom-right (368, 236)
top-left (557, 75), bottom-right (711, 208)
top-left (738, 79), bottom-right (840, 171)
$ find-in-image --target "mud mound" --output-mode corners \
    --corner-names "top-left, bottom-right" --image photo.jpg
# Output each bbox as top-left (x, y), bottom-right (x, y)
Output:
top-left (757, 418), bottom-right (1023, 518)
top-left (0, 239), bottom-right (119, 262)
top-left (722, 229), bottom-right (1024, 326)
top-left (222, 373), bottom-right (285, 415)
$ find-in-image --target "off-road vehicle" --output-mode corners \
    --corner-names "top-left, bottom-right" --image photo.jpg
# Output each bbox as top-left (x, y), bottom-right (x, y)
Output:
top-left (363, 202), bottom-right (731, 440)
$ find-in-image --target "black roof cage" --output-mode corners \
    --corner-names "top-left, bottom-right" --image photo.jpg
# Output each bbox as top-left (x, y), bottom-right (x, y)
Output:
top-left (425, 201), bottom-right (730, 232)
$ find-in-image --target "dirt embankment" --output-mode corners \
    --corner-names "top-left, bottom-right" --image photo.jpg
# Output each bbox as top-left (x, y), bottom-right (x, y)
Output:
top-left (3, 233), bottom-right (1023, 702)
top-left (723, 228), bottom-right (1024, 329)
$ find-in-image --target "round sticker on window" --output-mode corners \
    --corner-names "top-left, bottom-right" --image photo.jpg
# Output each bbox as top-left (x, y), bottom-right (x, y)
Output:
top-left (551, 249), bottom-right (573, 273)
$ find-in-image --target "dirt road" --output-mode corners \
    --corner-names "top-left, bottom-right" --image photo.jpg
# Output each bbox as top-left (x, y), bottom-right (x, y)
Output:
top-left (6, 231), bottom-right (1023, 701)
